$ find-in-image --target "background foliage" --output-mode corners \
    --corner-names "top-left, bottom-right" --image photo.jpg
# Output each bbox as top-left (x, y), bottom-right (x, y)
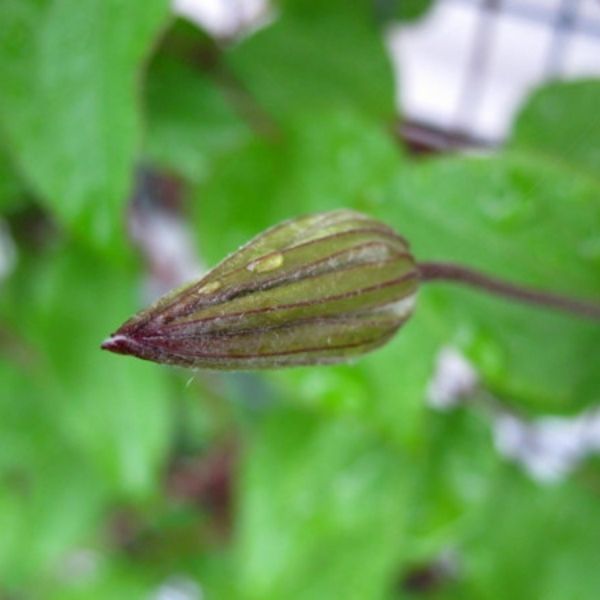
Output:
top-left (0, 1), bottom-right (599, 598)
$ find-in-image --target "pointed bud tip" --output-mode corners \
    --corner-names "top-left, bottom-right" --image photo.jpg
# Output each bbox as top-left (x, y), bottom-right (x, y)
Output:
top-left (101, 334), bottom-right (135, 356)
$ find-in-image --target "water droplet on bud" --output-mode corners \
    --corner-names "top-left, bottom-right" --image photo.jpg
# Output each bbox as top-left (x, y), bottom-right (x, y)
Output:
top-left (198, 280), bottom-right (222, 294)
top-left (247, 252), bottom-right (284, 273)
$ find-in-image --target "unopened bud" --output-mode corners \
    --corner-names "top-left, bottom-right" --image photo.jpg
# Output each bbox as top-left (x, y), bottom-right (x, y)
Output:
top-left (102, 210), bottom-right (419, 369)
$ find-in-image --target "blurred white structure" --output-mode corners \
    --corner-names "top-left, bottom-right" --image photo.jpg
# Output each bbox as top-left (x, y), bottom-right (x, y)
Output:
top-left (427, 346), bottom-right (479, 410)
top-left (427, 346), bottom-right (600, 483)
top-left (129, 205), bottom-right (203, 302)
top-left (173, 0), bottom-right (269, 38)
top-left (151, 575), bottom-right (203, 600)
top-left (388, 0), bottom-right (600, 141)
top-left (173, 0), bottom-right (600, 142)
top-left (494, 408), bottom-right (600, 482)
top-left (0, 219), bottom-right (16, 283)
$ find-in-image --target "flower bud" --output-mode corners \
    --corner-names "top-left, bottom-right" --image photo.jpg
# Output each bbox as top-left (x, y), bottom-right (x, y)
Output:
top-left (101, 210), bottom-right (419, 369)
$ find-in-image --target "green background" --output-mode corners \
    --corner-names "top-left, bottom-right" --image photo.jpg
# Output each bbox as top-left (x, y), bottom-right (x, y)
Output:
top-left (0, 1), bottom-right (599, 598)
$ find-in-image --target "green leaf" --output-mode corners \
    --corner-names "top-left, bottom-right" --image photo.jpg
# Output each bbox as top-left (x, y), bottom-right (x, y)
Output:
top-left (0, 140), bottom-right (25, 213)
top-left (402, 407), bottom-right (500, 562)
top-left (393, 0), bottom-right (435, 22)
top-left (0, 242), bottom-right (174, 584)
top-left (227, 0), bottom-right (396, 124)
top-left (511, 79), bottom-right (600, 181)
top-left (387, 152), bottom-right (600, 413)
top-left (2, 245), bottom-right (173, 496)
top-left (0, 357), bottom-right (110, 587)
top-left (194, 110), bottom-right (403, 265)
top-left (144, 53), bottom-right (250, 184)
top-left (0, 451), bottom-right (106, 587)
top-left (0, 0), bottom-right (170, 251)
top-left (457, 465), bottom-right (600, 600)
top-left (237, 406), bottom-right (408, 599)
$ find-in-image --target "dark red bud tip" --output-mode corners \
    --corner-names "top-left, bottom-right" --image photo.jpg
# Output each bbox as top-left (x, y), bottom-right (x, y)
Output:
top-left (101, 334), bottom-right (137, 356)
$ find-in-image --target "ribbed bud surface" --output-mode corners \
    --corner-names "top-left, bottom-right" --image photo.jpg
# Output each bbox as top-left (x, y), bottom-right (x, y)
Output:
top-left (102, 210), bottom-right (419, 369)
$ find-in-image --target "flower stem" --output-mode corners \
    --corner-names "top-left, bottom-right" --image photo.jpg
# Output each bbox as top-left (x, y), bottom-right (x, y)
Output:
top-left (418, 261), bottom-right (600, 320)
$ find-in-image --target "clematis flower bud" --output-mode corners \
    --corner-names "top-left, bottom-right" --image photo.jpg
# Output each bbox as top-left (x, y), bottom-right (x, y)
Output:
top-left (101, 210), bottom-right (419, 369)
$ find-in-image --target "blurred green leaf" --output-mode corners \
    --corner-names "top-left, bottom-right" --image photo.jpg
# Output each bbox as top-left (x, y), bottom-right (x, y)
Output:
top-left (392, 0), bottom-right (435, 22)
top-left (144, 53), bottom-right (250, 184)
top-left (0, 141), bottom-right (25, 213)
top-left (511, 79), bottom-right (600, 181)
top-left (2, 245), bottom-right (173, 495)
top-left (227, 0), bottom-right (396, 124)
top-left (237, 406), bottom-right (408, 599)
top-left (0, 449), bottom-right (106, 587)
top-left (401, 407), bottom-right (500, 562)
top-left (0, 0), bottom-right (170, 252)
top-left (456, 465), bottom-right (600, 600)
top-left (1, 4), bottom-right (599, 597)
top-left (388, 152), bottom-right (600, 413)
top-left (194, 110), bottom-right (402, 264)
top-left (0, 242), bottom-right (173, 584)
top-left (0, 358), bottom-right (109, 587)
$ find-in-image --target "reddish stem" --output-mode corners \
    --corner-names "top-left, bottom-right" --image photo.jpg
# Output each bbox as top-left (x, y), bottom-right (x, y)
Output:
top-left (418, 261), bottom-right (600, 320)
